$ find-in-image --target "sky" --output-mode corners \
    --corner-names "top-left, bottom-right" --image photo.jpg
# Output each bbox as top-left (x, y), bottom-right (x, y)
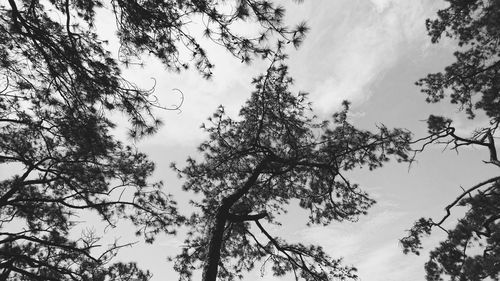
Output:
top-left (37, 1), bottom-right (500, 280)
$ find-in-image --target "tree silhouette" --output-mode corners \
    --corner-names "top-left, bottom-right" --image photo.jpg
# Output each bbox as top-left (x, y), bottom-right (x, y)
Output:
top-left (172, 57), bottom-right (411, 281)
top-left (0, 0), bottom-right (306, 280)
top-left (401, 1), bottom-right (500, 280)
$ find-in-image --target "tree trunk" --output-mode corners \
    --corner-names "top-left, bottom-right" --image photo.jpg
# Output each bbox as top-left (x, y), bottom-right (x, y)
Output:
top-left (201, 204), bottom-right (229, 281)
top-left (201, 159), bottom-right (268, 281)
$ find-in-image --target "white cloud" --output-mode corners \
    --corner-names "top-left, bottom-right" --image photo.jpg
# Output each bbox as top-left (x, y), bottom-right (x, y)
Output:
top-left (370, 0), bottom-right (394, 13)
top-left (297, 208), bottom-right (430, 281)
top-left (287, 0), bottom-right (442, 115)
top-left (356, 242), bottom-right (427, 281)
top-left (299, 209), bottom-right (405, 255)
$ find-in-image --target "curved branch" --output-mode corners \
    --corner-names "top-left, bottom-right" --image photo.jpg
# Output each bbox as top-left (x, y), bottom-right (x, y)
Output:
top-left (433, 176), bottom-right (500, 226)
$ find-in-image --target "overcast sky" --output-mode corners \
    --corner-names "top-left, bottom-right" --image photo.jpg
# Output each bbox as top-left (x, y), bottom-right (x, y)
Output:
top-left (93, 1), bottom-right (499, 280)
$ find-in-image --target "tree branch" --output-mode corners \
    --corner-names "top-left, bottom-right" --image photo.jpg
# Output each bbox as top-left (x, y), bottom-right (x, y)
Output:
top-left (433, 176), bottom-right (500, 226)
top-left (227, 212), bottom-right (268, 222)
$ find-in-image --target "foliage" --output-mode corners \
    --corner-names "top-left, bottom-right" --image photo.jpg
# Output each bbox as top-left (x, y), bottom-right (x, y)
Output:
top-left (172, 58), bottom-right (411, 281)
top-left (402, 1), bottom-right (500, 280)
top-left (416, 0), bottom-right (500, 121)
top-left (0, 0), bottom-right (306, 280)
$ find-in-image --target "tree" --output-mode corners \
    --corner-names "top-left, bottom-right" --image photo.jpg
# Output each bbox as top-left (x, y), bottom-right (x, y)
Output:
top-left (400, 1), bottom-right (500, 280)
top-left (172, 57), bottom-right (411, 281)
top-left (0, 0), bottom-right (307, 280)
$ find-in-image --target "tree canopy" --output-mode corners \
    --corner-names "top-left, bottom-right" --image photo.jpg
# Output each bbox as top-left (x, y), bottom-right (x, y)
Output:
top-left (0, 0), bottom-right (306, 280)
top-left (172, 58), bottom-right (411, 281)
top-left (401, 1), bottom-right (500, 280)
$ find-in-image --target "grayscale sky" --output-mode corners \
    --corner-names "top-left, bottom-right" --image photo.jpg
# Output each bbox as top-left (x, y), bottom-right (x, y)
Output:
top-left (86, 1), bottom-right (498, 280)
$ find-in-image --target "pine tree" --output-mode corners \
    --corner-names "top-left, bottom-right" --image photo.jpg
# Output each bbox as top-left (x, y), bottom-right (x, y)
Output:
top-left (173, 57), bottom-right (411, 281)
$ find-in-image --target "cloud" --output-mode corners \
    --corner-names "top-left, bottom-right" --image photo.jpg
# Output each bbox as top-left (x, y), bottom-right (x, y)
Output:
top-left (297, 208), bottom-right (430, 281)
top-left (299, 209), bottom-right (405, 255)
top-left (356, 242), bottom-right (427, 281)
top-left (370, 0), bottom-right (394, 13)
top-left (287, 0), bottom-right (442, 115)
